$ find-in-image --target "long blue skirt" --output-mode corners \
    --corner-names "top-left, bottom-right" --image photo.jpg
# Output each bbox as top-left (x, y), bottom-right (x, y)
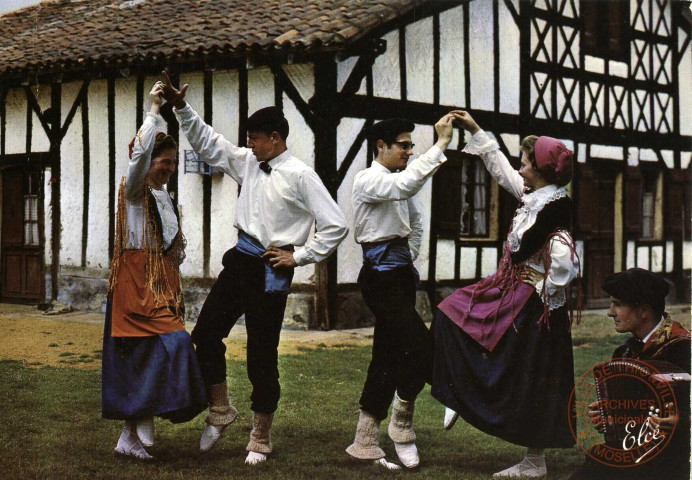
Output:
top-left (431, 294), bottom-right (575, 448)
top-left (101, 299), bottom-right (208, 423)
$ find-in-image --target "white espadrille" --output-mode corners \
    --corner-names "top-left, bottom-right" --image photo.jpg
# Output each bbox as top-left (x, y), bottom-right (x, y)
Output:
top-left (443, 407), bottom-right (459, 430)
top-left (388, 393), bottom-right (419, 468)
top-left (114, 421), bottom-right (153, 461)
top-left (136, 417), bottom-right (154, 447)
top-left (245, 451), bottom-right (268, 465)
top-left (200, 382), bottom-right (238, 453)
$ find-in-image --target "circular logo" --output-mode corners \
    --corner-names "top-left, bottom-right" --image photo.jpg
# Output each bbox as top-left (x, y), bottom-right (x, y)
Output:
top-left (568, 358), bottom-right (682, 468)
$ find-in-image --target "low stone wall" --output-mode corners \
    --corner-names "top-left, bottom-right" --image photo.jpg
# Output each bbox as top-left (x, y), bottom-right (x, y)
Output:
top-left (44, 268), bottom-right (434, 330)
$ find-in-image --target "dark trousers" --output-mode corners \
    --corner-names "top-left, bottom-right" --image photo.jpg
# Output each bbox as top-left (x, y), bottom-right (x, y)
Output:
top-left (191, 248), bottom-right (291, 414)
top-left (358, 265), bottom-right (432, 420)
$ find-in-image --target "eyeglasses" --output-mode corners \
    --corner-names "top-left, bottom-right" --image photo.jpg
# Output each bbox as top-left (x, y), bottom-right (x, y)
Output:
top-left (392, 141), bottom-right (415, 151)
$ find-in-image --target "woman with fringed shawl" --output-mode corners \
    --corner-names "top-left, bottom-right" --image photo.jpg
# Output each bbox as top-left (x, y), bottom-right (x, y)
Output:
top-left (431, 111), bottom-right (581, 478)
top-left (101, 82), bottom-right (206, 460)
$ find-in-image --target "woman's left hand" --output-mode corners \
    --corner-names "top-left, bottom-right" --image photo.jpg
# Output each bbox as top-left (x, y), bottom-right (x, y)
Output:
top-left (519, 266), bottom-right (542, 286)
top-left (150, 82), bottom-right (164, 106)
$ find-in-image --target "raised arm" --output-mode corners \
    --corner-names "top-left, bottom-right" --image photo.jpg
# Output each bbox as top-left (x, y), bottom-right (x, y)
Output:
top-left (161, 71), bottom-right (252, 184)
top-left (356, 114), bottom-right (454, 202)
top-left (126, 83), bottom-right (167, 200)
top-left (453, 111), bottom-right (524, 199)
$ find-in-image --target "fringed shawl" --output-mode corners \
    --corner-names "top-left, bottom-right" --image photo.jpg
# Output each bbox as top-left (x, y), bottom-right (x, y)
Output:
top-left (108, 177), bottom-right (186, 316)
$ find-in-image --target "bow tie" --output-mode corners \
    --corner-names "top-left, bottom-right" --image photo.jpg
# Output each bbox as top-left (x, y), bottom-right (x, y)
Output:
top-left (259, 162), bottom-right (272, 174)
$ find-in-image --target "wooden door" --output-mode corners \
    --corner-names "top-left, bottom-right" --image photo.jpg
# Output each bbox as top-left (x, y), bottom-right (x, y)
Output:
top-left (577, 163), bottom-right (618, 306)
top-left (1, 167), bottom-right (44, 303)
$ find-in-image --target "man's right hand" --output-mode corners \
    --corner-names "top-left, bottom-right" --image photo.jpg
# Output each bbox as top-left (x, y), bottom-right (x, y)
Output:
top-left (587, 401), bottom-right (605, 433)
top-left (161, 70), bottom-right (189, 109)
top-left (433, 113), bottom-right (455, 150)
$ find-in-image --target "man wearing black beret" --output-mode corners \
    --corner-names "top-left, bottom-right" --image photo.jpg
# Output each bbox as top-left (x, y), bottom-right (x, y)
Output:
top-left (161, 72), bottom-right (348, 465)
top-left (571, 268), bottom-right (690, 479)
top-left (346, 113), bottom-right (456, 470)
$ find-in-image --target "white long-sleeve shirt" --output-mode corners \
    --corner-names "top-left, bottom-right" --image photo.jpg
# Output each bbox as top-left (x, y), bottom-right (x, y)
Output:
top-left (352, 146), bottom-right (446, 260)
top-left (174, 104), bottom-right (348, 266)
top-left (464, 129), bottom-right (579, 309)
top-left (125, 112), bottom-right (178, 250)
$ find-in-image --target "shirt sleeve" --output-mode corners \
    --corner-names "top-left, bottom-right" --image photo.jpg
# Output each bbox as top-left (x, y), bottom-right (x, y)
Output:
top-left (464, 129), bottom-right (524, 200)
top-left (174, 104), bottom-right (253, 185)
top-left (355, 146), bottom-right (447, 202)
top-left (292, 169), bottom-right (349, 266)
top-left (407, 195), bottom-right (424, 261)
top-left (535, 232), bottom-right (579, 297)
top-left (126, 112), bottom-right (167, 200)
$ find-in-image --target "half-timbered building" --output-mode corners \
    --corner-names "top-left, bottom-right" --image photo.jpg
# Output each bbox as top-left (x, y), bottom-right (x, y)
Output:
top-left (0, 0), bottom-right (689, 327)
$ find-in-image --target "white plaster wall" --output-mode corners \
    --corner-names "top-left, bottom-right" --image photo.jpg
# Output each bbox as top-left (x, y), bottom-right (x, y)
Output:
top-left (248, 67), bottom-right (274, 116)
top-left (336, 117), bottom-right (367, 284)
top-left (678, 29), bottom-right (692, 136)
top-left (405, 18), bottom-right (433, 103)
top-left (632, 0), bottom-right (649, 31)
top-left (499, 0), bottom-right (520, 114)
top-left (435, 239), bottom-right (455, 281)
top-left (440, 5), bottom-right (465, 108)
top-left (86, 80), bottom-right (110, 269)
top-left (59, 81), bottom-right (84, 266)
top-left (177, 73), bottom-right (204, 278)
top-left (469, 0), bottom-right (494, 111)
top-left (283, 64), bottom-right (315, 103)
top-left (637, 246), bottom-right (649, 270)
top-left (683, 241), bottom-right (692, 271)
top-left (31, 84), bottom-right (51, 153)
top-left (632, 90), bottom-right (650, 131)
top-left (459, 247), bottom-right (476, 279)
top-left (337, 56), bottom-right (363, 94)
top-left (590, 144), bottom-right (623, 160)
top-left (626, 240), bottom-right (635, 269)
top-left (209, 70), bottom-right (240, 278)
top-left (372, 30), bottom-right (401, 99)
top-left (651, 245), bottom-right (664, 273)
top-left (5, 88), bottom-right (27, 154)
top-left (666, 241), bottom-right (674, 273)
top-left (481, 247), bottom-right (498, 277)
top-left (609, 85), bottom-right (628, 129)
top-left (411, 124), bottom-right (434, 281)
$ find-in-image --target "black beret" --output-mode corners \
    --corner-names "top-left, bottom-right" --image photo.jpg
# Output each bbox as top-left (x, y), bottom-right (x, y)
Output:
top-left (368, 118), bottom-right (415, 144)
top-left (246, 106), bottom-right (286, 131)
top-left (602, 268), bottom-right (669, 311)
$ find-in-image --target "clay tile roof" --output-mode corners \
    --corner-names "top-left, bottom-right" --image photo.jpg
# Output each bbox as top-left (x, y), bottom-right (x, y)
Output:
top-left (0, 0), bottom-right (458, 77)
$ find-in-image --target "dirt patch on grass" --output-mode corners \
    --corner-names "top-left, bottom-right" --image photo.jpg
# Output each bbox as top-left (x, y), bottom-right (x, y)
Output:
top-left (0, 305), bottom-right (373, 370)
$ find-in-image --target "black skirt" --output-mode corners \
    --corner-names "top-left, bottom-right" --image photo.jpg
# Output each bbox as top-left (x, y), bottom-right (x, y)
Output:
top-left (431, 293), bottom-right (575, 448)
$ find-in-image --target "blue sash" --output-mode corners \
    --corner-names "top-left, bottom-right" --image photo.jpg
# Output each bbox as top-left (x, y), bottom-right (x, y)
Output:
top-left (361, 237), bottom-right (414, 271)
top-left (235, 231), bottom-right (293, 294)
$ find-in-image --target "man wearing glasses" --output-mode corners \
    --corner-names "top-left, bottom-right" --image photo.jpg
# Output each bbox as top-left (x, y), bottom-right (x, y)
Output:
top-left (346, 114), bottom-right (456, 470)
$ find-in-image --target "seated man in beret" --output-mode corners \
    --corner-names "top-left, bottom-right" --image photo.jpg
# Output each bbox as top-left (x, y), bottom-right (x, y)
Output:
top-left (571, 268), bottom-right (690, 480)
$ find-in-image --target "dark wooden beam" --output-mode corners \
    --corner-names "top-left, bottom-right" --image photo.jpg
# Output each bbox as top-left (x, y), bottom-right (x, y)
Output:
top-left (23, 86), bottom-right (52, 139)
top-left (312, 55), bottom-right (339, 330)
top-left (272, 65), bottom-right (316, 129)
top-left (49, 82), bottom-right (61, 301)
top-left (81, 81), bottom-right (90, 268)
top-left (108, 76), bottom-right (116, 262)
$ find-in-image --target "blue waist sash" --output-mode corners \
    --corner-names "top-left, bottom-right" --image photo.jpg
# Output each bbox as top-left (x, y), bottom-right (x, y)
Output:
top-left (361, 237), bottom-right (414, 271)
top-left (235, 231), bottom-right (293, 294)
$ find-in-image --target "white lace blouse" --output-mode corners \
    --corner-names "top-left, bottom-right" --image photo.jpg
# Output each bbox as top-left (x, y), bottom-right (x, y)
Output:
top-left (124, 112), bottom-right (178, 250)
top-left (464, 129), bottom-right (579, 310)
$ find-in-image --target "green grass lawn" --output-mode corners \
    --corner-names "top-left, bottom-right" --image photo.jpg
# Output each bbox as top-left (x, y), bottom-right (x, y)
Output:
top-left (0, 313), bottom-right (671, 480)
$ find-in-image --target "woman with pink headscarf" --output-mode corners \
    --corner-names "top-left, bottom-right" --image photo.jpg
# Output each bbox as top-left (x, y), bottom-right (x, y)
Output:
top-left (431, 111), bottom-right (580, 478)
